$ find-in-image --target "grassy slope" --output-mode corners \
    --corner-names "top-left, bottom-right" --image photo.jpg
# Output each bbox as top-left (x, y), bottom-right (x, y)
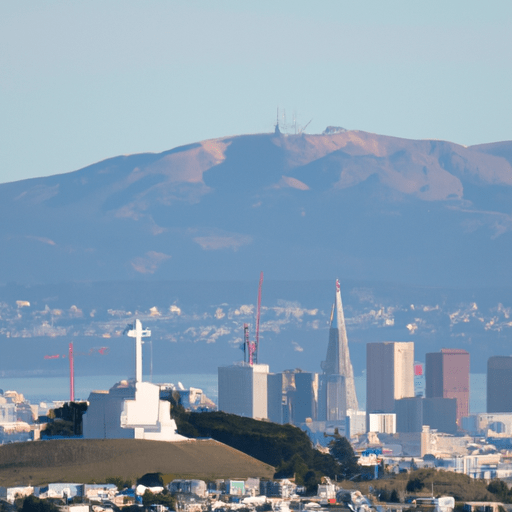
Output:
top-left (0, 438), bottom-right (274, 487)
top-left (352, 468), bottom-right (495, 502)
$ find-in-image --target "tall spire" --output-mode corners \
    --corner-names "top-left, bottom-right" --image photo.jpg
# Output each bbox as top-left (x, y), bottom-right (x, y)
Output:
top-left (322, 279), bottom-right (359, 412)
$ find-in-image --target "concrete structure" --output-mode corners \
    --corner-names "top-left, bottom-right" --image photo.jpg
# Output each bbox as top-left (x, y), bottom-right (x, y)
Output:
top-left (319, 280), bottom-right (358, 421)
top-left (487, 356), bottom-right (512, 413)
top-left (82, 319), bottom-right (186, 441)
top-left (426, 348), bottom-right (470, 427)
top-left (218, 363), bottom-right (269, 419)
top-left (395, 396), bottom-right (457, 434)
top-left (366, 342), bottom-right (414, 419)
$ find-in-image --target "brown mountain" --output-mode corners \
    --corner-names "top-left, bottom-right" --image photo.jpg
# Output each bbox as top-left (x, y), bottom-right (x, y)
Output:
top-left (0, 129), bottom-right (511, 287)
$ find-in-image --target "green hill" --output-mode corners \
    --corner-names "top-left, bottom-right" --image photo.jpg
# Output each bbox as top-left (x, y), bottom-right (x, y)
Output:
top-left (174, 410), bottom-right (362, 490)
top-left (0, 438), bottom-right (274, 487)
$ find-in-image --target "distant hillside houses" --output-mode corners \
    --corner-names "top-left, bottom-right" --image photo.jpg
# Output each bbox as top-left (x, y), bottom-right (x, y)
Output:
top-left (0, 389), bottom-right (59, 443)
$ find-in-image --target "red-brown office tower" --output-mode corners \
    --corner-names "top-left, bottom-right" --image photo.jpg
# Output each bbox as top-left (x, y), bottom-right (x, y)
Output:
top-left (425, 348), bottom-right (469, 427)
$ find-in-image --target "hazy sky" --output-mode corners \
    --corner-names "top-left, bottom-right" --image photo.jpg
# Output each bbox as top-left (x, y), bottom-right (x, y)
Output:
top-left (1, 1), bottom-right (511, 184)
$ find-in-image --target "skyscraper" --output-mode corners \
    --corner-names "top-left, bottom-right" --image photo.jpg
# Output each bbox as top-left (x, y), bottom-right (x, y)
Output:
top-left (487, 356), bottom-right (512, 413)
top-left (267, 370), bottom-right (318, 424)
top-left (218, 363), bottom-right (269, 419)
top-left (319, 279), bottom-right (358, 420)
top-left (425, 348), bottom-right (469, 427)
top-left (366, 342), bottom-right (415, 415)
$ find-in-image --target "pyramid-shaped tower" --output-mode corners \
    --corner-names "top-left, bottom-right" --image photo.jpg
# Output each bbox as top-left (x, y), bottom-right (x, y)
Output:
top-left (321, 279), bottom-right (359, 414)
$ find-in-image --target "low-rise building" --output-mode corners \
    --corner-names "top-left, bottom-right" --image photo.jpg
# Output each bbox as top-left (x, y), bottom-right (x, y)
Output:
top-left (464, 503), bottom-right (504, 512)
top-left (225, 480), bottom-right (245, 496)
top-left (168, 480), bottom-right (207, 498)
top-left (0, 485), bottom-right (34, 504)
top-left (259, 480), bottom-right (295, 498)
top-left (83, 484), bottom-right (118, 501)
top-left (35, 483), bottom-right (83, 499)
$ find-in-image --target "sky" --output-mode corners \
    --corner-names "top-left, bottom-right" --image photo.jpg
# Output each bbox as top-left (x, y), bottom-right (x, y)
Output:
top-left (1, 1), bottom-right (511, 184)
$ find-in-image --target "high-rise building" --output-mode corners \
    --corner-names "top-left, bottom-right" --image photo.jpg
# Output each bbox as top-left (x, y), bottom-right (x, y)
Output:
top-left (366, 342), bottom-right (415, 416)
top-left (395, 396), bottom-right (457, 434)
top-left (218, 363), bottom-right (269, 419)
top-left (318, 280), bottom-right (358, 420)
top-left (425, 348), bottom-right (469, 427)
top-left (487, 356), bottom-right (512, 413)
top-left (267, 370), bottom-right (318, 424)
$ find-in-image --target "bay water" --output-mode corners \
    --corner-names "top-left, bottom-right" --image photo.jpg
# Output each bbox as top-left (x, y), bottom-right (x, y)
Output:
top-left (1, 373), bottom-right (486, 414)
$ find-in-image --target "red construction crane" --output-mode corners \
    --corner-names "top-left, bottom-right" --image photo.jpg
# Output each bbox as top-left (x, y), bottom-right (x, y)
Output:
top-left (69, 342), bottom-right (74, 402)
top-left (244, 323), bottom-right (256, 366)
top-left (44, 345), bottom-right (109, 402)
top-left (255, 271), bottom-right (263, 364)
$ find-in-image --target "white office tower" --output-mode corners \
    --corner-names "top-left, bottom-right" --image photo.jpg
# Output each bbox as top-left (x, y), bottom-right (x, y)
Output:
top-left (218, 363), bottom-right (270, 419)
top-left (83, 319), bottom-right (186, 441)
top-left (319, 280), bottom-right (359, 420)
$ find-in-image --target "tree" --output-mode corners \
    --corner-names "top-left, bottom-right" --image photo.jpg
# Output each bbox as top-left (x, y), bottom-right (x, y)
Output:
top-left (141, 490), bottom-right (176, 510)
top-left (487, 479), bottom-right (511, 503)
top-left (20, 496), bottom-right (59, 512)
top-left (406, 477), bottom-right (424, 492)
top-left (106, 476), bottom-right (132, 490)
top-left (328, 434), bottom-right (359, 479)
top-left (274, 453), bottom-right (309, 484)
top-left (304, 471), bottom-right (321, 495)
top-left (389, 489), bottom-right (400, 503)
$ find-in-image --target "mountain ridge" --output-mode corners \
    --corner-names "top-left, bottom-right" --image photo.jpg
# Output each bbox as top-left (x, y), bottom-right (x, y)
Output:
top-left (1, 129), bottom-right (511, 287)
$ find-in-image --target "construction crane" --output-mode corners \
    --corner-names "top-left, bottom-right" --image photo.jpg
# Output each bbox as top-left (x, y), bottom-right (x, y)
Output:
top-left (44, 344), bottom-right (109, 402)
top-left (69, 342), bottom-right (74, 402)
top-left (299, 119), bottom-right (313, 134)
top-left (244, 323), bottom-right (256, 365)
top-left (255, 271), bottom-right (264, 364)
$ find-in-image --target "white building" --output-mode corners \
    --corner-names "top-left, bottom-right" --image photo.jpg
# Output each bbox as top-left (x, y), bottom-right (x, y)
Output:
top-left (0, 486), bottom-right (34, 504)
top-left (463, 412), bottom-right (512, 435)
top-left (218, 363), bottom-right (269, 419)
top-left (368, 413), bottom-right (396, 434)
top-left (168, 479), bottom-right (207, 498)
top-left (82, 319), bottom-right (186, 441)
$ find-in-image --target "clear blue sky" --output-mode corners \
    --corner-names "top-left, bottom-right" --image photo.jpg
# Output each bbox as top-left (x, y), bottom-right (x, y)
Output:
top-left (1, 1), bottom-right (511, 184)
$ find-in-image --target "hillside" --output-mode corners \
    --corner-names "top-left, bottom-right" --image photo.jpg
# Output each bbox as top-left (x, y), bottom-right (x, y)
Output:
top-left (1, 130), bottom-right (511, 288)
top-left (0, 438), bottom-right (275, 487)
